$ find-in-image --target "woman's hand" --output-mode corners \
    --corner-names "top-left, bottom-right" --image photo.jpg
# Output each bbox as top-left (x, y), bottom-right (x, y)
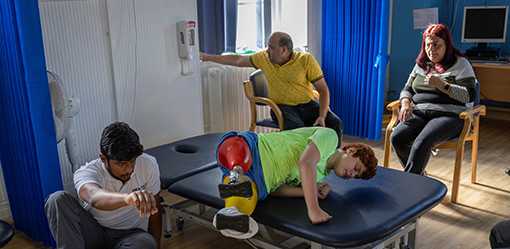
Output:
top-left (398, 98), bottom-right (413, 122)
top-left (425, 74), bottom-right (446, 89)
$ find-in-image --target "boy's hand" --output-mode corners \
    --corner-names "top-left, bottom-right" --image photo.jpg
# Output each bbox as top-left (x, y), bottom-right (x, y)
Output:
top-left (308, 207), bottom-right (332, 224)
top-left (317, 182), bottom-right (330, 199)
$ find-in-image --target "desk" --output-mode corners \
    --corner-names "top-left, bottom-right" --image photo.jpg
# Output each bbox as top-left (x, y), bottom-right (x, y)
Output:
top-left (472, 63), bottom-right (510, 103)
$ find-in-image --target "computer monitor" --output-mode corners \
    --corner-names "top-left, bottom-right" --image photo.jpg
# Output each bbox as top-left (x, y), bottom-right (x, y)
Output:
top-left (462, 6), bottom-right (508, 43)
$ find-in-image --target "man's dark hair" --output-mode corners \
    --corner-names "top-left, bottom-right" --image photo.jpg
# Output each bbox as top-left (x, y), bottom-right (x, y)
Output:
top-left (100, 122), bottom-right (143, 161)
top-left (278, 33), bottom-right (293, 52)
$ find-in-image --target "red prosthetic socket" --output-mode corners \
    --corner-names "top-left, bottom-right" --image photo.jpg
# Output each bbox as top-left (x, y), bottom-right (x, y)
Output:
top-left (217, 136), bottom-right (252, 173)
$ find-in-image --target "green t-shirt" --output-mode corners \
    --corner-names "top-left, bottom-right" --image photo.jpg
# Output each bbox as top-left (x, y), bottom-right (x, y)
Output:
top-left (257, 127), bottom-right (339, 193)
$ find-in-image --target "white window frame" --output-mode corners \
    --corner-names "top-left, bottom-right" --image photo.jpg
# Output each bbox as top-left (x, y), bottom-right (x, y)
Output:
top-left (236, 0), bottom-right (309, 52)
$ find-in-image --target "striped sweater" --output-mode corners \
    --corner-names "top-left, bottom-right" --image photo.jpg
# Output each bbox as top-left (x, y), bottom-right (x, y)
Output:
top-left (399, 57), bottom-right (477, 114)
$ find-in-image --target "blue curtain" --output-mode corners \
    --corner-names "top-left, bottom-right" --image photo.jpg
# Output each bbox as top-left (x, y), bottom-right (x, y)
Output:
top-left (322, 0), bottom-right (390, 140)
top-left (197, 0), bottom-right (238, 53)
top-left (224, 0), bottom-right (238, 52)
top-left (197, 0), bottom-right (225, 54)
top-left (0, 0), bottom-right (62, 246)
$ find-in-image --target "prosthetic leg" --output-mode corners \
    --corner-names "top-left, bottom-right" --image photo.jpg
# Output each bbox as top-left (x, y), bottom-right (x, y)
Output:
top-left (214, 136), bottom-right (258, 235)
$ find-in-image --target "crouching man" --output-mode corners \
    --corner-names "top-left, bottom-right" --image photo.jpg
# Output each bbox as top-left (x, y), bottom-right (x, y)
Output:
top-left (45, 122), bottom-right (162, 249)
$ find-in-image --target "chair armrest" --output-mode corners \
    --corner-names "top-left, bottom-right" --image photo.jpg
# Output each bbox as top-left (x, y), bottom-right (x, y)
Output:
top-left (385, 100), bottom-right (400, 132)
top-left (253, 96), bottom-right (284, 130)
top-left (386, 100), bottom-right (400, 111)
top-left (459, 105), bottom-right (486, 120)
top-left (456, 105), bottom-right (486, 142)
top-left (383, 100), bottom-right (401, 168)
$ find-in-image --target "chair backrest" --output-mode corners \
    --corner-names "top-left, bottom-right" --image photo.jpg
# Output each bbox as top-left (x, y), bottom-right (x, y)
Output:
top-left (249, 69), bottom-right (269, 98)
top-left (474, 79), bottom-right (480, 106)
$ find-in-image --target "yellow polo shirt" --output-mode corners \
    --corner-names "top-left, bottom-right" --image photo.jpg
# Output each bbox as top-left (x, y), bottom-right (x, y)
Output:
top-left (249, 51), bottom-right (323, 105)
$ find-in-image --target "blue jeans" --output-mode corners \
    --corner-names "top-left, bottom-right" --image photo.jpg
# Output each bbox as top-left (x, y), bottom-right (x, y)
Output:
top-left (391, 109), bottom-right (464, 175)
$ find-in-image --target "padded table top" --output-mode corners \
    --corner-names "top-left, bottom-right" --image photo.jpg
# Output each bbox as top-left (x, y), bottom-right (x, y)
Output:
top-left (169, 167), bottom-right (446, 248)
top-left (146, 133), bottom-right (223, 189)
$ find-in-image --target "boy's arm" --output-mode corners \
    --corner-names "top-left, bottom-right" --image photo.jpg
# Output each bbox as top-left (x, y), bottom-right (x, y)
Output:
top-left (272, 184), bottom-right (304, 197)
top-left (272, 183), bottom-right (330, 199)
top-left (298, 142), bottom-right (332, 224)
top-left (299, 142), bottom-right (321, 208)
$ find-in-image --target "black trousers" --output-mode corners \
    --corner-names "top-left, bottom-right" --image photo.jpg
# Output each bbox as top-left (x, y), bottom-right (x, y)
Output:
top-left (45, 191), bottom-right (157, 249)
top-left (491, 220), bottom-right (510, 249)
top-left (390, 109), bottom-right (464, 175)
top-left (271, 100), bottom-right (343, 143)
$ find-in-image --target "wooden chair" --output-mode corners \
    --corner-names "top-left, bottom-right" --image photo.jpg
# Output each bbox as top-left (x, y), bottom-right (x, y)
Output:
top-left (243, 70), bottom-right (284, 131)
top-left (383, 81), bottom-right (486, 203)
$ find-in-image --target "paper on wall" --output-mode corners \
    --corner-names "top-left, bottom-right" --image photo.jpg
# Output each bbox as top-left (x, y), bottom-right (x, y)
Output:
top-left (413, 8), bottom-right (438, 30)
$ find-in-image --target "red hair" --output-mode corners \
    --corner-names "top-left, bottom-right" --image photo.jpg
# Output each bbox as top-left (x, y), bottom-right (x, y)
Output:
top-left (416, 24), bottom-right (463, 72)
top-left (342, 143), bottom-right (378, 180)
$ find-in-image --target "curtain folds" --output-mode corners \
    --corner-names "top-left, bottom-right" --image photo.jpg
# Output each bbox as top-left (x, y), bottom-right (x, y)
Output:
top-left (322, 0), bottom-right (390, 140)
top-left (197, 0), bottom-right (238, 53)
top-left (0, 0), bottom-right (62, 246)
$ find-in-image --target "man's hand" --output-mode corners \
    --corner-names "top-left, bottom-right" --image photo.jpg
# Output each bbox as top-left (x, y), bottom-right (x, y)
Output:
top-left (313, 116), bottom-right (326, 127)
top-left (398, 98), bottom-right (413, 122)
top-left (317, 182), bottom-right (330, 199)
top-left (200, 52), bottom-right (210, 62)
top-left (198, 52), bottom-right (252, 67)
top-left (124, 190), bottom-right (158, 217)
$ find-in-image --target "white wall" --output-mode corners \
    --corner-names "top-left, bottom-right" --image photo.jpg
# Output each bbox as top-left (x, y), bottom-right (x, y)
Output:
top-left (39, 0), bottom-right (117, 191)
top-left (33, 0), bottom-right (203, 193)
top-left (107, 0), bottom-right (204, 148)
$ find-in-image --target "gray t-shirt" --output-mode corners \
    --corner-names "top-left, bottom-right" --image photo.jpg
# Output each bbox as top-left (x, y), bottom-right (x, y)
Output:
top-left (74, 153), bottom-right (160, 230)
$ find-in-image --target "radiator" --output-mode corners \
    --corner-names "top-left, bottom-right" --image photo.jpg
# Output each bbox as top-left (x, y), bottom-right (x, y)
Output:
top-left (201, 62), bottom-right (272, 133)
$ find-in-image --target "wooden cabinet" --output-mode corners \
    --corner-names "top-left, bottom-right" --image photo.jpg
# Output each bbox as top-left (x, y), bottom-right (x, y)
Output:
top-left (472, 63), bottom-right (510, 102)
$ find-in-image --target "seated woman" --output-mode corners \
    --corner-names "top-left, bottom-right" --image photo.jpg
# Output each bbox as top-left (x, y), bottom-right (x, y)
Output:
top-left (391, 23), bottom-right (477, 175)
top-left (215, 127), bottom-right (377, 234)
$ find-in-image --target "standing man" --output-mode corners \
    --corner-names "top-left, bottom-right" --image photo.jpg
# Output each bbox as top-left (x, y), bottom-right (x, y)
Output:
top-left (201, 32), bottom-right (343, 142)
top-left (45, 122), bottom-right (162, 249)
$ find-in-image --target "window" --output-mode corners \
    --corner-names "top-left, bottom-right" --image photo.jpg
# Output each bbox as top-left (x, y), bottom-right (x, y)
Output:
top-left (271, 0), bottom-right (308, 50)
top-left (236, 0), bottom-right (308, 52)
top-left (236, 0), bottom-right (259, 51)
